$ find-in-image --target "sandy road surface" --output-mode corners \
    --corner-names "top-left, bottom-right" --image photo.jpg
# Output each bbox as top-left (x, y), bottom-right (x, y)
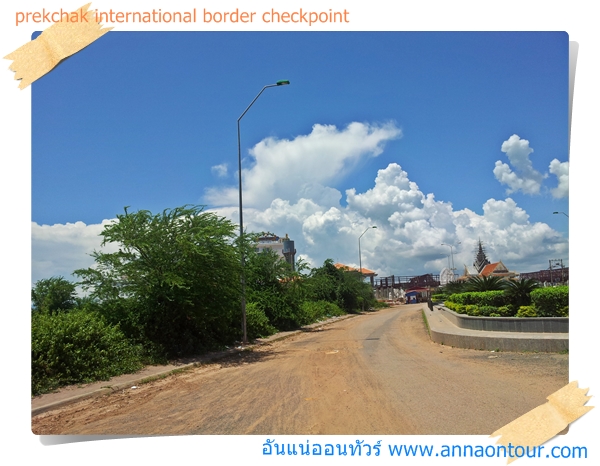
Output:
top-left (32, 305), bottom-right (567, 435)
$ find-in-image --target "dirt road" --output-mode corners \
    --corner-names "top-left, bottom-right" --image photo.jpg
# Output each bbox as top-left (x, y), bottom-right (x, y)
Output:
top-left (32, 305), bottom-right (568, 435)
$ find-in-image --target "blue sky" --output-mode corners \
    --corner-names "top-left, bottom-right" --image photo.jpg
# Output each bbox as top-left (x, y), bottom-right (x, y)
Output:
top-left (31, 31), bottom-right (569, 283)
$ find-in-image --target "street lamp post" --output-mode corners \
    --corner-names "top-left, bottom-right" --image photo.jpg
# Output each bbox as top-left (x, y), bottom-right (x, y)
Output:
top-left (359, 226), bottom-right (377, 276)
top-left (238, 80), bottom-right (290, 345)
top-left (441, 242), bottom-right (460, 281)
top-left (358, 226), bottom-right (377, 312)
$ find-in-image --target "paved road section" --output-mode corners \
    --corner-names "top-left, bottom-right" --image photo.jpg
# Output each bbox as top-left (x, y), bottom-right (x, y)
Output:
top-left (32, 305), bottom-right (568, 435)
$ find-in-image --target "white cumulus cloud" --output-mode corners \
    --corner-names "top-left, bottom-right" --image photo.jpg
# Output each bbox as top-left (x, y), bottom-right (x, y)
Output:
top-left (493, 134), bottom-right (546, 195)
top-left (211, 163), bottom-right (228, 178)
top-left (32, 124), bottom-right (568, 286)
top-left (31, 220), bottom-right (118, 285)
top-left (204, 121), bottom-right (401, 209)
top-left (549, 158), bottom-right (569, 198)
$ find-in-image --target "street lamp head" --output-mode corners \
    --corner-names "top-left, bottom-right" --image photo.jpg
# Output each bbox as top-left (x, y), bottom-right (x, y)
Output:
top-left (371, 225), bottom-right (377, 229)
top-left (276, 80), bottom-right (290, 85)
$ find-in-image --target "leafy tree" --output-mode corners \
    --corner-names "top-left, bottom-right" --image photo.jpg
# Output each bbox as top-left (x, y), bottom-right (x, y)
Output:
top-left (440, 280), bottom-right (467, 296)
top-left (306, 259), bottom-right (375, 313)
top-left (75, 205), bottom-right (242, 358)
top-left (244, 246), bottom-right (300, 329)
top-left (31, 276), bottom-right (77, 313)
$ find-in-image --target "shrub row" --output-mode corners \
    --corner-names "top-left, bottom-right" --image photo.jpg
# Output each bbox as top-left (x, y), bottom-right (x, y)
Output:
top-left (447, 290), bottom-right (508, 307)
top-left (444, 286), bottom-right (569, 318)
top-left (32, 309), bottom-right (143, 396)
top-left (531, 286), bottom-right (569, 317)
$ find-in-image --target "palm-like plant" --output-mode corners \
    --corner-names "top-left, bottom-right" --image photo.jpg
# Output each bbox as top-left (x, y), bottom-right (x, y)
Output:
top-left (465, 275), bottom-right (507, 292)
top-left (504, 278), bottom-right (540, 308)
top-left (442, 280), bottom-right (467, 295)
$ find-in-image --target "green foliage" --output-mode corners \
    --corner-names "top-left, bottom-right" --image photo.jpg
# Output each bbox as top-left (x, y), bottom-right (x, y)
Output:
top-left (503, 278), bottom-right (540, 308)
top-left (431, 293), bottom-right (447, 302)
top-left (32, 309), bottom-right (143, 396)
top-left (478, 305), bottom-right (499, 317)
top-left (245, 302), bottom-right (277, 340)
top-left (245, 247), bottom-right (303, 330)
top-left (465, 304), bottom-right (479, 316)
top-left (245, 255), bottom-right (372, 330)
top-left (441, 281), bottom-right (467, 295)
top-left (372, 300), bottom-right (390, 309)
top-left (516, 305), bottom-right (537, 318)
top-left (31, 277), bottom-right (77, 313)
top-left (445, 284), bottom-right (569, 319)
top-left (465, 275), bottom-right (507, 291)
top-left (447, 290), bottom-right (508, 307)
top-left (297, 300), bottom-right (344, 325)
top-left (306, 259), bottom-right (375, 313)
top-left (531, 286), bottom-right (569, 317)
top-left (75, 205), bottom-right (242, 358)
top-left (444, 301), bottom-right (465, 314)
top-left (497, 305), bottom-right (516, 317)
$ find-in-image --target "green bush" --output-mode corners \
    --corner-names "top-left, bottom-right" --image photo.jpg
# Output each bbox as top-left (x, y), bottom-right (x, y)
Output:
top-left (516, 305), bottom-right (537, 318)
top-left (447, 290), bottom-right (508, 307)
top-left (292, 300), bottom-right (343, 326)
top-left (32, 309), bottom-right (143, 396)
top-left (478, 305), bottom-right (499, 316)
top-left (530, 286), bottom-right (569, 317)
top-left (245, 303), bottom-right (277, 340)
top-left (496, 305), bottom-right (516, 317)
top-left (465, 304), bottom-right (479, 316)
top-left (372, 300), bottom-right (390, 309)
top-left (444, 301), bottom-right (465, 314)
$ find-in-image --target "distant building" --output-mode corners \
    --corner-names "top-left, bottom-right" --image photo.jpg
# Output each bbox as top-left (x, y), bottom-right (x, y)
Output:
top-left (459, 239), bottom-right (517, 280)
top-left (520, 267), bottom-right (569, 284)
top-left (334, 263), bottom-right (377, 286)
top-left (255, 232), bottom-right (297, 271)
top-left (408, 273), bottom-right (440, 288)
top-left (473, 238), bottom-right (491, 273)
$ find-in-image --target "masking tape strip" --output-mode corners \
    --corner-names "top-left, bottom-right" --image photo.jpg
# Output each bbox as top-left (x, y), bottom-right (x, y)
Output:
top-left (4, 3), bottom-right (111, 89)
top-left (490, 381), bottom-right (593, 464)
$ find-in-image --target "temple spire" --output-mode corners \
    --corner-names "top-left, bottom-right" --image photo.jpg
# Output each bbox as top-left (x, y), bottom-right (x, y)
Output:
top-left (473, 238), bottom-right (490, 273)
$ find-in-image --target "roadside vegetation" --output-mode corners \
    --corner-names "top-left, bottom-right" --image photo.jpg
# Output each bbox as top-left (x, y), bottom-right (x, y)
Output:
top-left (434, 276), bottom-right (568, 318)
top-left (31, 205), bottom-right (376, 396)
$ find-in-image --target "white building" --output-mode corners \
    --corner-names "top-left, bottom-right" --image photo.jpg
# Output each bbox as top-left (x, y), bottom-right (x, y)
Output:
top-left (255, 233), bottom-right (297, 270)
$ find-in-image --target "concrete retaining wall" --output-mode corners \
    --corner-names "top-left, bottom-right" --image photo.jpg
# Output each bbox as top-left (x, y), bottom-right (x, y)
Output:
top-left (440, 307), bottom-right (568, 333)
top-left (428, 326), bottom-right (569, 353)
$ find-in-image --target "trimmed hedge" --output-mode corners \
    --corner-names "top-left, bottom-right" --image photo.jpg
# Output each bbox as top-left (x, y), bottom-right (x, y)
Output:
top-left (531, 286), bottom-right (569, 317)
top-left (516, 305), bottom-right (537, 317)
top-left (448, 290), bottom-right (509, 307)
top-left (32, 309), bottom-right (143, 396)
top-left (445, 286), bottom-right (569, 318)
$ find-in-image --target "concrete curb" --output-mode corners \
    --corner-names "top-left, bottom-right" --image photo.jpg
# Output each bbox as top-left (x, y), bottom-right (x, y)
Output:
top-left (32, 313), bottom-right (358, 417)
top-left (424, 306), bottom-right (568, 353)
